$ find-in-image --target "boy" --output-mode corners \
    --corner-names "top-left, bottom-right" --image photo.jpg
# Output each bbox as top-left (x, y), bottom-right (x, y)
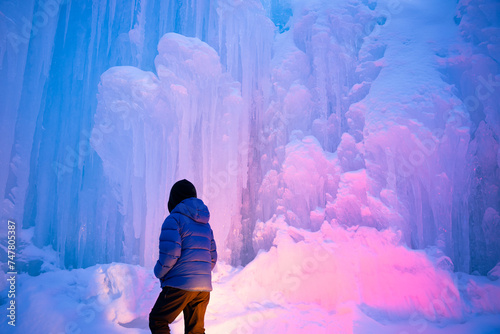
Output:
top-left (149, 179), bottom-right (217, 334)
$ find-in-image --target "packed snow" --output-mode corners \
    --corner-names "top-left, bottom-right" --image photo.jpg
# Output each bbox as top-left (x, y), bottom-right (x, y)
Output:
top-left (1, 224), bottom-right (500, 333)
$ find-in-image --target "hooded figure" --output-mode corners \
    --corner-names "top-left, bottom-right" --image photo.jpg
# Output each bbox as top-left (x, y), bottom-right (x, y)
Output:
top-left (150, 179), bottom-right (217, 334)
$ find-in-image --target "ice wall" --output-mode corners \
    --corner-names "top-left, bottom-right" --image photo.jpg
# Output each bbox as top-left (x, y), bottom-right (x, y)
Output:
top-left (1, 0), bottom-right (142, 269)
top-left (0, 0), bottom-right (275, 268)
top-left (452, 0), bottom-right (500, 274)
top-left (0, 0), bottom-right (499, 274)
top-left (92, 33), bottom-right (246, 266)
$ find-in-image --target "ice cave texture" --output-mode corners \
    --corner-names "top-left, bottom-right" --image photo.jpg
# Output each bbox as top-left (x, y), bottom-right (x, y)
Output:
top-left (0, 0), bottom-right (500, 333)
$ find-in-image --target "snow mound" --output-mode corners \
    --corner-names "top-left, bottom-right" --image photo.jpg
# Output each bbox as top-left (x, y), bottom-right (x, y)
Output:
top-left (232, 222), bottom-right (464, 321)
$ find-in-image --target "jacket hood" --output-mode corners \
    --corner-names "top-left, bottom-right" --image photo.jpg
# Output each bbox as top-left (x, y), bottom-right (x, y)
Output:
top-left (168, 179), bottom-right (197, 213)
top-left (172, 197), bottom-right (210, 224)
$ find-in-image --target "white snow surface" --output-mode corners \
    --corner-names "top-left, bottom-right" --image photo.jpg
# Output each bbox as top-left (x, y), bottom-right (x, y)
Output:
top-left (1, 225), bottom-right (500, 333)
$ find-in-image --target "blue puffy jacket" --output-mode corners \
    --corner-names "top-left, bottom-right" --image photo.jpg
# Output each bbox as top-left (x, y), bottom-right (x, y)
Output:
top-left (154, 197), bottom-right (217, 291)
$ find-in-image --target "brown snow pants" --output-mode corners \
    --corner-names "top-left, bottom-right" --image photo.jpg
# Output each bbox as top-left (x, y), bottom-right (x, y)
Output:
top-left (149, 286), bottom-right (210, 334)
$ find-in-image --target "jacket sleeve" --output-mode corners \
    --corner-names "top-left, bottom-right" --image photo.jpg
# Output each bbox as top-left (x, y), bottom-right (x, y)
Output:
top-left (154, 216), bottom-right (181, 279)
top-left (210, 229), bottom-right (217, 271)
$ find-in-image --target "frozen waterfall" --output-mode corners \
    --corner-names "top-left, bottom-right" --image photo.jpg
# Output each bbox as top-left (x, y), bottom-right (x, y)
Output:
top-left (0, 0), bottom-right (499, 276)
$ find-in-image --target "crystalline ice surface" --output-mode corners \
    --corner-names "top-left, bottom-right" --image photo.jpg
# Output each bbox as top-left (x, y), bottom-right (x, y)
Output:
top-left (1, 0), bottom-right (500, 332)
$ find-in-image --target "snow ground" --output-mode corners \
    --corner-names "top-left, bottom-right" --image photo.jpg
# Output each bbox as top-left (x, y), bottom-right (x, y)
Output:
top-left (1, 224), bottom-right (499, 333)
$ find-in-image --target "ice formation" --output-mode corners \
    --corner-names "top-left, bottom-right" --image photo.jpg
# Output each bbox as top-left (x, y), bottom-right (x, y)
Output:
top-left (1, 0), bottom-right (500, 332)
top-left (2, 0), bottom-right (498, 272)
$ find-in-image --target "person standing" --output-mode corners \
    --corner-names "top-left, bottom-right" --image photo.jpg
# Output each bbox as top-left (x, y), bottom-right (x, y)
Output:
top-left (149, 179), bottom-right (217, 334)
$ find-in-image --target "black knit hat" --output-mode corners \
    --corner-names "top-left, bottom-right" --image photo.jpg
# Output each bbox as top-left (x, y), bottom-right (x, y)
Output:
top-left (168, 179), bottom-right (197, 212)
